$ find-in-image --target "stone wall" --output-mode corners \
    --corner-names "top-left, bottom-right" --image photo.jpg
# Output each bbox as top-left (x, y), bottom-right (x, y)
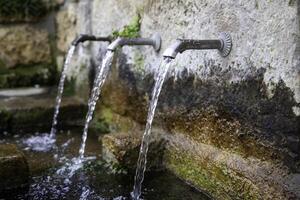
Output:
top-left (0, 0), bottom-right (61, 88)
top-left (0, 0), bottom-right (89, 90)
top-left (78, 0), bottom-right (299, 199)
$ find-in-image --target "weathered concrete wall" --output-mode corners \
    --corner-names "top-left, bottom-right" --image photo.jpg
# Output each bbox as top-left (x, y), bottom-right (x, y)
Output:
top-left (78, 0), bottom-right (300, 199)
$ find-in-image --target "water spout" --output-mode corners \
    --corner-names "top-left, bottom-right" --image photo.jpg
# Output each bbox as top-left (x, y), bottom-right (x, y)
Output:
top-left (107, 33), bottom-right (161, 52)
top-left (132, 33), bottom-right (232, 199)
top-left (163, 32), bottom-right (232, 59)
top-left (78, 33), bottom-right (162, 160)
top-left (50, 35), bottom-right (112, 140)
top-left (71, 34), bottom-right (112, 46)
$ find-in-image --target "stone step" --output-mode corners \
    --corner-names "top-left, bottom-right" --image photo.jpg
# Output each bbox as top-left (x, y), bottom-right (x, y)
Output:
top-left (0, 64), bottom-right (57, 89)
top-left (101, 130), bottom-right (165, 172)
top-left (0, 89), bottom-right (87, 133)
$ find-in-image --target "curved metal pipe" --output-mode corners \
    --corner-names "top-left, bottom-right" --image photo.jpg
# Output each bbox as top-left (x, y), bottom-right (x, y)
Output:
top-left (163, 32), bottom-right (232, 59)
top-left (107, 33), bottom-right (161, 52)
top-left (71, 34), bottom-right (112, 46)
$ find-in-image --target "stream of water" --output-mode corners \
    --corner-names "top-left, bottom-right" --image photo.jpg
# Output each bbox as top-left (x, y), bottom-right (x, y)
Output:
top-left (50, 45), bottom-right (76, 138)
top-left (22, 46), bottom-right (76, 152)
top-left (132, 57), bottom-right (172, 200)
top-left (79, 50), bottom-right (114, 159)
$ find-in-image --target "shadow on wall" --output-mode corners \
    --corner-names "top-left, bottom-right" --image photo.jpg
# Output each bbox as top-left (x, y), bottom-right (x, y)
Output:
top-left (101, 51), bottom-right (300, 171)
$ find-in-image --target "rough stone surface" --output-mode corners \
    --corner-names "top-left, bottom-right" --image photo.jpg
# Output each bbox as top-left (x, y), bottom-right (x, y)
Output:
top-left (163, 131), bottom-right (300, 200)
top-left (0, 144), bottom-right (29, 193)
top-left (55, 0), bottom-right (94, 101)
top-left (89, 0), bottom-right (300, 106)
top-left (0, 0), bottom-right (296, 199)
top-left (83, 1), bottom-right (300, 198)
top-left (55, 2), bottom-right (77, 53)
top-left (0, 25), bottom-right (52, 69)
top-left (97, 53), bottom-right (300, 198)
top-left (101, 130), bottom-right (165, 171)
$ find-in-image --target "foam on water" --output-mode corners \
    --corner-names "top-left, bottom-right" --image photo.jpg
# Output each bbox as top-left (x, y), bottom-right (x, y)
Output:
top-left (22, 133), bottom-right (56, 152)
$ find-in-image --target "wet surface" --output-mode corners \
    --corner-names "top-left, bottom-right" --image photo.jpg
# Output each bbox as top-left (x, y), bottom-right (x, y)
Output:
top-left (0, 128), bottom-right (211, 200)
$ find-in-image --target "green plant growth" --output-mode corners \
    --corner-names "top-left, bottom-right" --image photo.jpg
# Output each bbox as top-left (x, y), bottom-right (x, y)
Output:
top-left (90, 119), bottom-right (110, 133)
top-left (90, 107), bottom-right (111, 133)
top-left (112, 14), bottom-right (141, 38)
top-left (0, 0), bottom-right (47, 19)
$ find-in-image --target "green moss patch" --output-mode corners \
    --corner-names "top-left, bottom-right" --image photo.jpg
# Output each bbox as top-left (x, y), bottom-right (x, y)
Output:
top-left (112, 14), bottom-right (141, 38)
top-left (164, 148), bottom-right (262, 200)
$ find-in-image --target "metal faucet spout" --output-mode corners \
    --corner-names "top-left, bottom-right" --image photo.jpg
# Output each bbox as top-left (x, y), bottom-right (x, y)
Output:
top-left (71, 34), bottom-right (112, 46)
top-left (163, 32), bottom-right (232, 59)
top-left (107, 33), bottom-right (161, 52)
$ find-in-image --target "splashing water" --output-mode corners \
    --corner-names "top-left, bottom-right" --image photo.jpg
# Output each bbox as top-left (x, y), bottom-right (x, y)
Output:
top-left (79, 51), bottom-right (114, 159)
top-left (50, 45), bottom-right (76, 138)
top-left (22, 133), bottom-right (56, 152)
top-left (132, 58), bottom-right (172, 199)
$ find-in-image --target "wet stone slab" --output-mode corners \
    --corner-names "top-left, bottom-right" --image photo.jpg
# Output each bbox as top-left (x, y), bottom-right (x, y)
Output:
top-left (0, 143), bottom-right (29, 195)
top-left (0, 93), bottom-right (87, 133)
top-left (101, 131), bottom-right (166, 172)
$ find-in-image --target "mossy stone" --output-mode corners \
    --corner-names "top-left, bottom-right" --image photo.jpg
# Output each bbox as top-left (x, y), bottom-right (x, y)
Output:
top-left (0, 144), bottom-right (29, 193)
top-left (112, 14), bottom-right (141, 38)
top-left (164, 147), bottom-right (262, 200)
top-left (101, 131), bottom-right (165, 172)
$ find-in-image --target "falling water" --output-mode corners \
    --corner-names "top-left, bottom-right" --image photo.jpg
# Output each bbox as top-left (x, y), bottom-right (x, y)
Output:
top-left (50, 45), bottom-right (76, 138)
top-left (78, 51), bottom-right (114, 159)
top-left (132, 57), bottom-right (172, 199)
top-left (22, 46), bottom-right (76, 152)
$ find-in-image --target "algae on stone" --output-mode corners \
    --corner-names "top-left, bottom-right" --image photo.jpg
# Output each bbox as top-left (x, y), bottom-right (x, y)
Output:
top-left (101, 131), bottom-right (165, 171)
top-left (164, 147), bottom-right (262, 200)
top-left (112, 14), bottom-right (141, 38)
